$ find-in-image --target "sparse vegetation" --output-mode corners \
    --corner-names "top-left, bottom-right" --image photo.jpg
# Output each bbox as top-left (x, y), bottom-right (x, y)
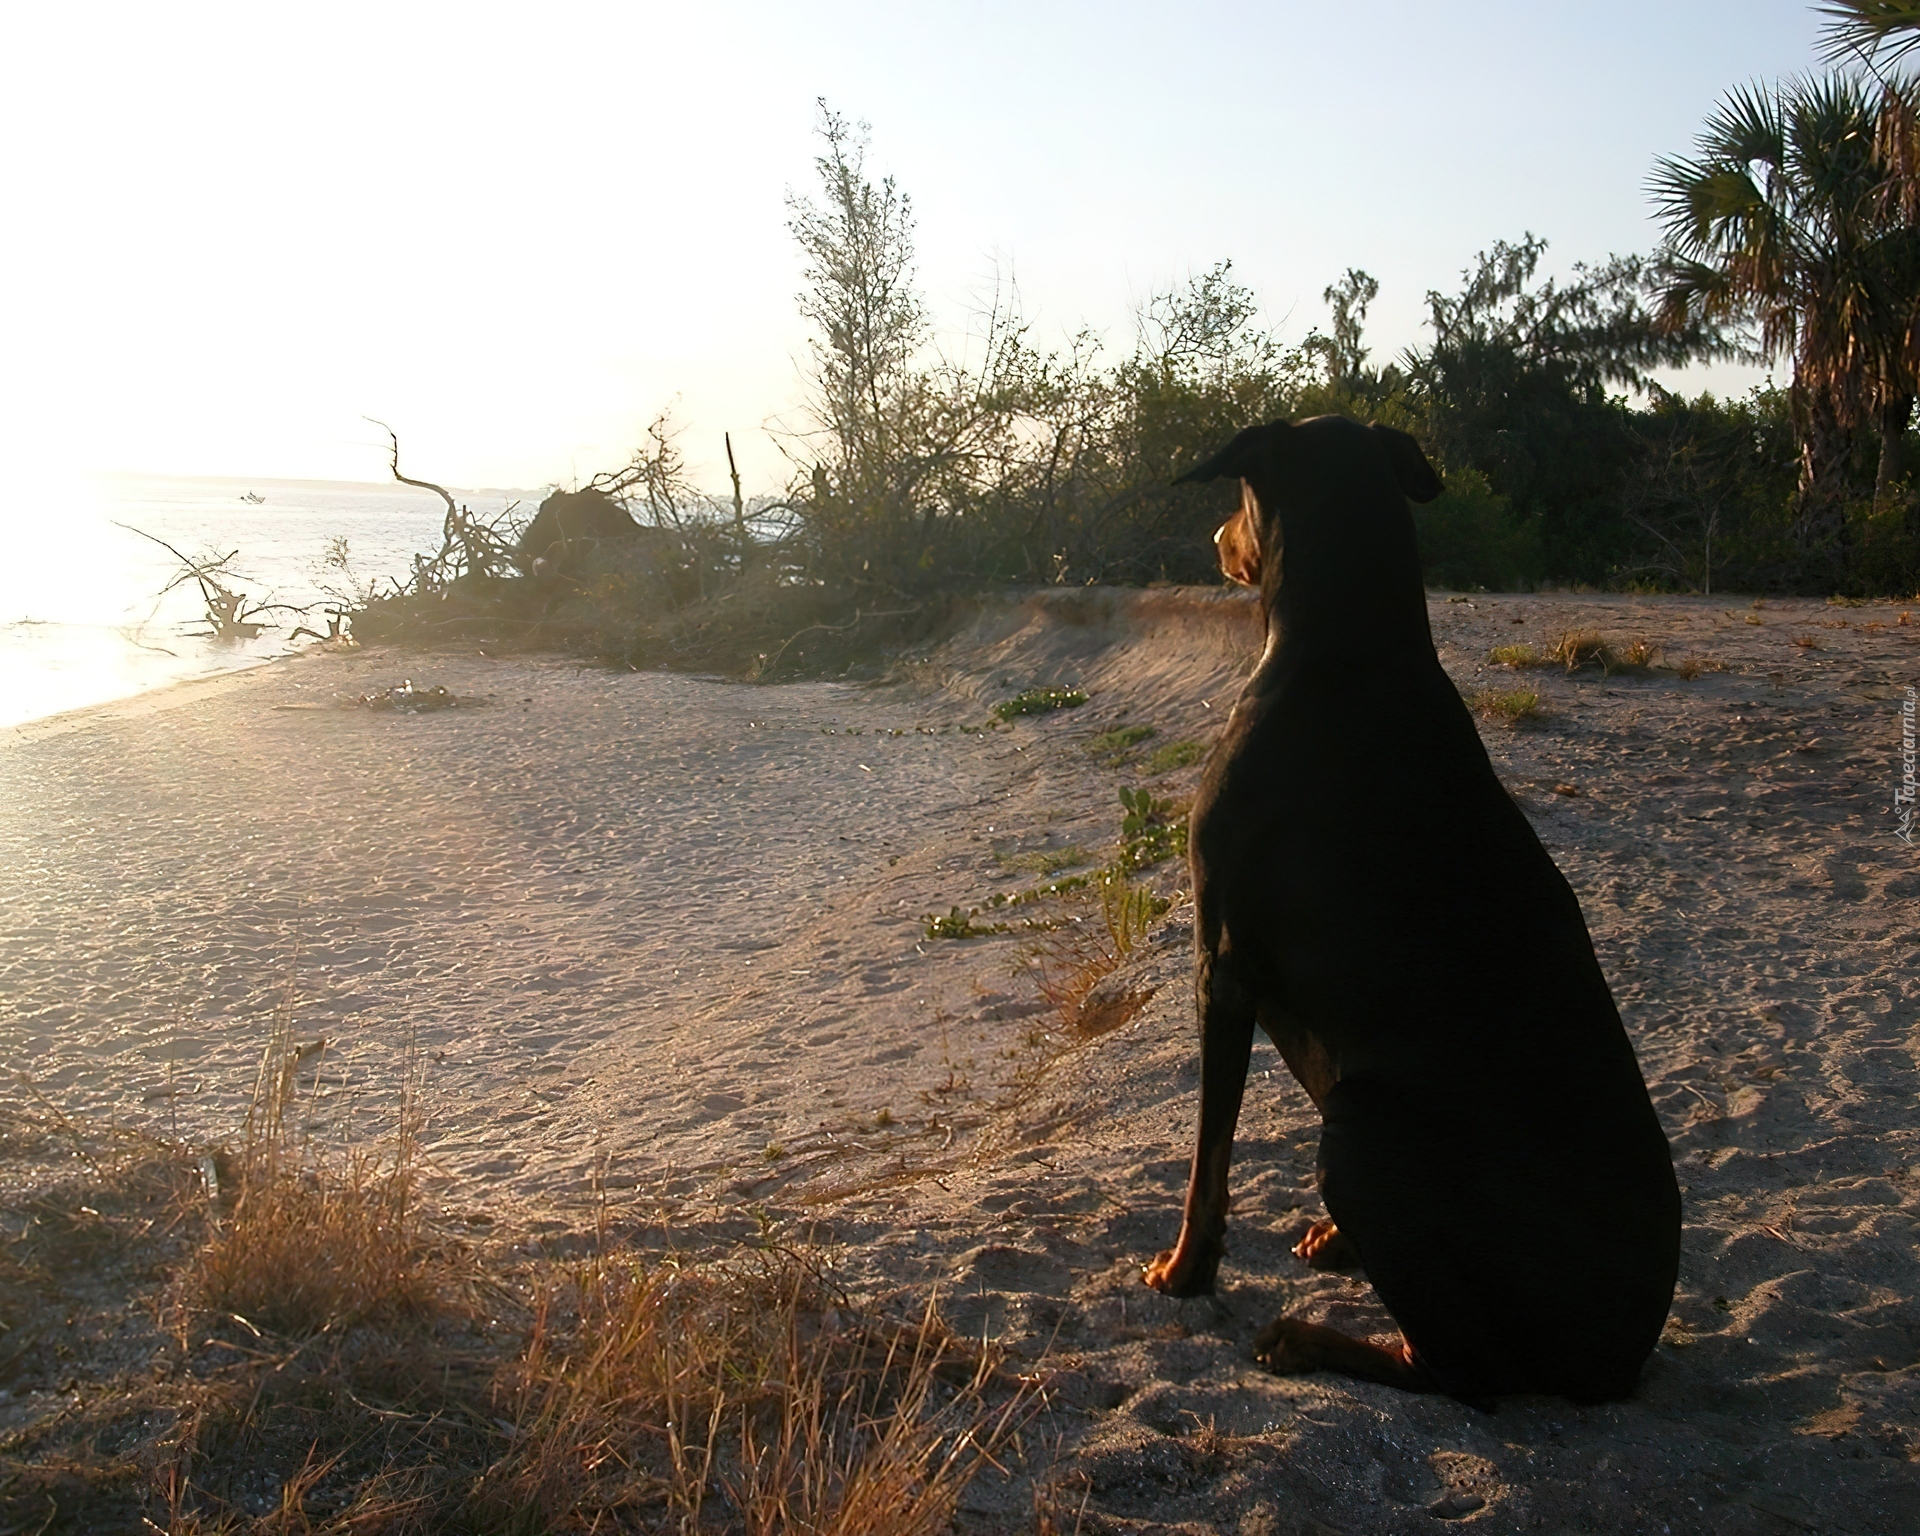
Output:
top-left (1470, 687), bottom-right (1545, 726)
top-left (1144, 738), bottom-right (1206, 774)
top-left (1524, 629), bottom-right (1660, 675)
top-left (0, 1089), bottom-right (1030, 1533)
top-left (1087, 723), bottom-right (1157, 763)
top-left (483, 1250), bottom-right (1028, 1533)
top-left (1096, 868), bottom-right (1172, 962)
top-left (1116, 786), bottom-right (1188, 871)
top-left (189, 988), bottom-right (436, 1337)
top-left (1498, 634), bottom-right (1655, 673)
top-left (995, 844), bottom-right (1091, 876)
top-left (923, 905), bottom-right (1011, 939)
top-left (1544, 629), bottom-right (1615, 672)
top-left (1675, 655), bottom-right (1729, 680)
top-left (992, 687), bottom-right (1089, 721)
top-left (1027, 868), bottom-right (1173, 1033)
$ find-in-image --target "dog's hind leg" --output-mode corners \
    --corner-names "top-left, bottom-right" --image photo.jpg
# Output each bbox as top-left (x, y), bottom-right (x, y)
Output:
top-left (1292, 1219), bottom-right (1364, 1271)
top-left (1144, 950), bottom-right (1258, 1297)
top-left (1253, 1317), bottom-right (1435, 1393)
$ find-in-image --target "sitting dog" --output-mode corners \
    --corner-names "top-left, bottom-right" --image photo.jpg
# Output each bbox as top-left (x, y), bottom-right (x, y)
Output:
top-left (1143, 416), bottom-right (1680, 1406)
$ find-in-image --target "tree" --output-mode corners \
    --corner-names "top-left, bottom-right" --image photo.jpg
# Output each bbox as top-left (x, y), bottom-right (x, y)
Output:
top-left (1650, 74), bottom-right (1920, 544)
top-left (1405, 237), bottom-right (1727, 576)
top-left (785, 100), bottom-right (926, 544)
top-left (1310, 268), bottom-right (1380, 388)
top-left (1819, 1), bottom-right (1920, 65)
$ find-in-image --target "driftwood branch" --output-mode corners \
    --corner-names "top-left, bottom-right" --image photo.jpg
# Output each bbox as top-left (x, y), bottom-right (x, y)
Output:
top-left (725, 431), bottom-right (750, 552)
top-left (116, 522), bottom-right (294, 640)
top-left (364, 417), bottom-right (457, 522)
top-left (363, 419), bottom-right (520, 591)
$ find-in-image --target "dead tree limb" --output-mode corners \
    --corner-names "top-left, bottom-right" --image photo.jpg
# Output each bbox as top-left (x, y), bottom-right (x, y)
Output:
top-left (363, 418), bottom-right (518, 589)
top-left (116, 522), bottom-right (304, 640)
top-left (726, 431), bottom-right (752, 565)
top-left (365, 416), bottom-right (456, 521)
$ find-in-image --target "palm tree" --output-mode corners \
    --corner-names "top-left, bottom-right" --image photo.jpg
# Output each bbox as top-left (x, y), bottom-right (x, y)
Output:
top-left (1819, 2), bottom-right (1920, 66)
top-left (1651, 74), bottom-right (1920, 546)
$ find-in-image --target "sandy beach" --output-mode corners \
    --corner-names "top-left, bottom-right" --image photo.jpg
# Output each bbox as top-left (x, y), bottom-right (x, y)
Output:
top-left (4, 586), bottom-right (1918, 1531)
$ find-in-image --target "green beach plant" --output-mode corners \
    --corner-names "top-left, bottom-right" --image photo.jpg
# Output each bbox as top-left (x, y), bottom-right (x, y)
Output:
top-left (1145, 738), bottom-right (1206, 774)
top-left (1087, 723), bottom-right (1157, 763)
top-left (1117, 786), bottom-right (1188, 870)
top-left (992, 686), bottom-right (1088, 721)
top-left (995, 844), bottom-right (1091, 876)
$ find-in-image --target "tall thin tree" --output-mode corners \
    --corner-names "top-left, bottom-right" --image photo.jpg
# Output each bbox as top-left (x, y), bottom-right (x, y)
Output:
top-left (785, 100), bottom-right (925, 517)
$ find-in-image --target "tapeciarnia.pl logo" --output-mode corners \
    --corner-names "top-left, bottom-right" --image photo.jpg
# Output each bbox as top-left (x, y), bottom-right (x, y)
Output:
top-left (1898, 686), bottom-right (1917, 846)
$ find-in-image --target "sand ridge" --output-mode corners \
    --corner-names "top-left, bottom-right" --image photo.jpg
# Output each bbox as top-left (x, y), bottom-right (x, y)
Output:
top-left (3, 587), bottom-right (1918, 1530)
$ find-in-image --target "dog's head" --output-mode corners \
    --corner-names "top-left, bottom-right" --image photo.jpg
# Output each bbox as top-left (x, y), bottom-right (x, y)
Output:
top-left (1175, 418), bottom-right (1441, 636)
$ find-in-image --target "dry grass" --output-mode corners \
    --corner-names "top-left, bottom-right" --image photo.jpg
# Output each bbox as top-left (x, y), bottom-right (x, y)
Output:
top-left (1674, 655), bottom-right (1729, 681)
top-left (11, 1185), bottom-right (1030, 1534)
top-left (1469, 687), bottom-right (1544, 727)
top-left (1028, 870), bottom-right (1169, 1034)
top-left (482, 1250), bottom-right (1030, 1533)
top-left (4, 990), bottom-right (1037, 1531)
top-left (186, 989), bottom-right (438, 1337)
top-left (1539, 629), bottom-right (1659, 675)
top-left (1491, 634), bottom-right (1658, 675)
top-left (1614, 638), bottom-right (1661, 670)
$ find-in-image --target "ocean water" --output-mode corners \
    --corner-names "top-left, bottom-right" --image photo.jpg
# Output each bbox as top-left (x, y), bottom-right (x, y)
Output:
top-left (0, 474), bottom-right (533, 728)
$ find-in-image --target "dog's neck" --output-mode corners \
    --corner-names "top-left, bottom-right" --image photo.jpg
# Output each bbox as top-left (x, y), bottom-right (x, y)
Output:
top-left (1255, 499), bottom-right (1434, 665)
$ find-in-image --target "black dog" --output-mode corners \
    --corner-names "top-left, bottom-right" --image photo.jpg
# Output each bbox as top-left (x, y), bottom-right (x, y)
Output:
top-left (1143, 416), bottom-right (1680, 1406)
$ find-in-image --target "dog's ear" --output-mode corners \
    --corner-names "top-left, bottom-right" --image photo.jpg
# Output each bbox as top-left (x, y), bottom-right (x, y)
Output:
top-left (1213, 487), bottom-right (1263, 587)
top-left (1371, 424), bottom-right (1445, 504)
top-left (1173, 420), bottom-right (1289, 485)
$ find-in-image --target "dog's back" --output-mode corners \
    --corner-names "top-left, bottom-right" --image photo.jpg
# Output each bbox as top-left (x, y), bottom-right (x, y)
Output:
top-left (1172, 416), bottom-right (1679, 1403)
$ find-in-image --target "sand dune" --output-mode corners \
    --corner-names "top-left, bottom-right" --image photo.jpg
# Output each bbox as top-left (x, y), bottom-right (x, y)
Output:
top-left (3, 587), bottom-right (1917, 1530)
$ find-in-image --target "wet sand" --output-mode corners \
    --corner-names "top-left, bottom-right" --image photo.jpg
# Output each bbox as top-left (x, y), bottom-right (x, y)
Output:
top-left (3, 588), bottom-right (1917, 1531)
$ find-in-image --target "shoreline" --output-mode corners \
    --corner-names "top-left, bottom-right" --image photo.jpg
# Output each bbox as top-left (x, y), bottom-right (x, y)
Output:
top-left (3, 639), bottom-right (315, 738)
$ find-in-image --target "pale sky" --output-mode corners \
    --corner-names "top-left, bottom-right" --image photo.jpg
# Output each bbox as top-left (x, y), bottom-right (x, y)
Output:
top-left (0, 0), bottom-right (1825, 499)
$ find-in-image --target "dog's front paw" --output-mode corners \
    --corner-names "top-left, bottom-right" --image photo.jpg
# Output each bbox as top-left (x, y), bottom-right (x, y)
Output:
top-left (1143, 1233), bottom-right (1219, 1296)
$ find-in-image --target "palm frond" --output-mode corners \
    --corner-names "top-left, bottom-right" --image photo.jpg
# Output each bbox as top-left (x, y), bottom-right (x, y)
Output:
top-left (1818, 0), bottom-right (1920, 65)
top-left (1650, 70), bottom-right (1920, 426)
